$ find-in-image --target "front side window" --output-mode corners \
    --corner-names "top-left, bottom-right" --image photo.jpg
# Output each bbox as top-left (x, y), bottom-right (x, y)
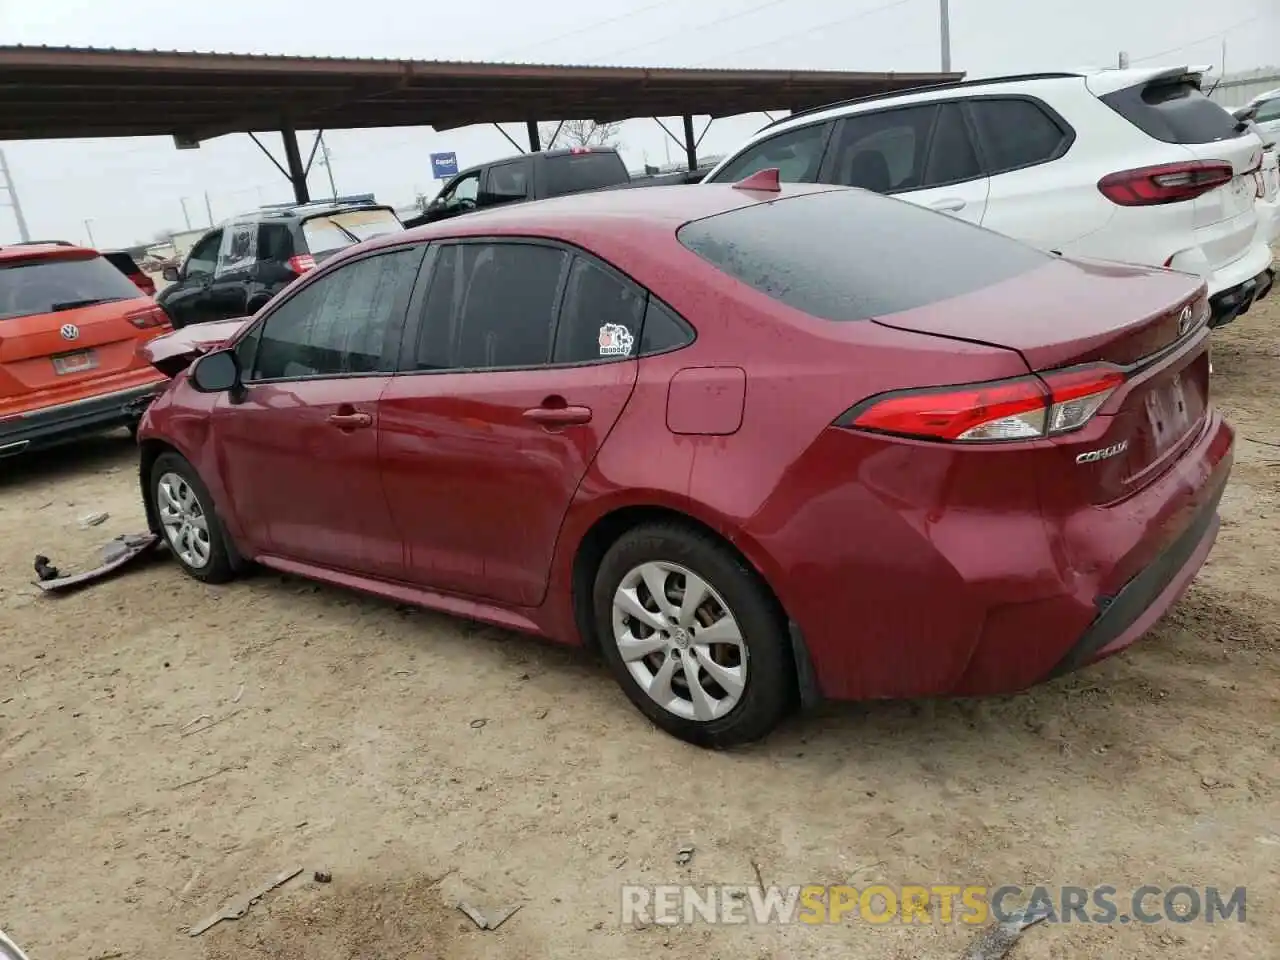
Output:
top-left (1254, 97), bottom-right (1280, 124)
top-left (439, 171), bottom-right (481, 209)
top-left (711, 122), bottom-right (832, 184)
top-left (249, 248), bottom-right (421, 380)
top-left (968, 99), bottom-right (1070, 174)
top-left (414, 242), bottom-right (569, 371)
top-left (185, 231), bottom-right (222, 279)
top-left (828, 105), bottom-right (939, 193)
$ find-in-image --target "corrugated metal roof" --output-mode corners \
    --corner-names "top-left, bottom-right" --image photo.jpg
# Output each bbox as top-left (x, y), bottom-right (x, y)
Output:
top-left (0, 44), bottom-right (962, 141)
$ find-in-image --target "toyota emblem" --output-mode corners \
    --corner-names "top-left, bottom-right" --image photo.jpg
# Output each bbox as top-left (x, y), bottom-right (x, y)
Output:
top-left (1177, 305), bottom-right (1193, 337)
top-left (59, 323), bottom-right (80, 341)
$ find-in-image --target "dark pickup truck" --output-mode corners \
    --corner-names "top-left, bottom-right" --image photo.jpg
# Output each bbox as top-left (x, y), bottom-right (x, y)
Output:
top-left (403, 146), bottom-right (710, 228)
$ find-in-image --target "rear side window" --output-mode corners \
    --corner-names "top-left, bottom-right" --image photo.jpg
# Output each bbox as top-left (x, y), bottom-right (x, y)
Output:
top-left (711, 123), bottom-right (831, 184)
top-left (486, 162), bottom-right (529, 201)
top-left (639, 299), bottom-right (694, 354)
top-left (827, 106), bottom-right (938, 193)
top-left (542, 152), bottom-right (630, 197)
top-left (257, 223), bottom-right (295, 263)
top-left (677, 190), bottom-right (1048, 321)
top-left (0, 255), bottom-right (143, 321)
top-left (1101, 80), bottom-right (1241, 144)
top-left (414, 242), bottom-right (570, 370)
top-left (553, 257), bottom-right (646, 364)
top-left (968, 99), bottom-right (1070, 174)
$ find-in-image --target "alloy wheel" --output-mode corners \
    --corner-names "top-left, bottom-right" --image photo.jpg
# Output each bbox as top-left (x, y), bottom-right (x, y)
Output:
top-left (611, 561), bottom-right (747, 722)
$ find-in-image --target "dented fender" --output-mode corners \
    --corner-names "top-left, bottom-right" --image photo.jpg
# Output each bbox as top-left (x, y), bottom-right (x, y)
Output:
top-left (141, 317), bottom-right (254, 377)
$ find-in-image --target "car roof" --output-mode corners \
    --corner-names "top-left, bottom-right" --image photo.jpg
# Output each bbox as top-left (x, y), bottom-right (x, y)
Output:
top-left (0, 243), bottom-right (99, 264)
top-left (394, 182), bottom-right (836, 245)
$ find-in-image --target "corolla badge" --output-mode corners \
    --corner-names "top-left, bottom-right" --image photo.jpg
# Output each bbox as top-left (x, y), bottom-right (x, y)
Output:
top-left (1178, 304), bottom-right (1194, 337)
top-left (60, 323), bottom-right (80, 341)
top-left (1076, 440), bottom-right (1129, 464)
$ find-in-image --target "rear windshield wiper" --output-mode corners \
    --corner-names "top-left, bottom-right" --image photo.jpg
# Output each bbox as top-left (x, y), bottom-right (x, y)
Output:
top-left (51, 297), bottom-right (126, 311)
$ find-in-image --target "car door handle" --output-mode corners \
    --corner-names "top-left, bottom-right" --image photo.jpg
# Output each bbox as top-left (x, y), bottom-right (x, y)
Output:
top-left (523, 404), bottom-right (593, 426)
top-left (328, 411), bottom-right (373, 430)
top-left (929, 197), bottom-right (967, 213)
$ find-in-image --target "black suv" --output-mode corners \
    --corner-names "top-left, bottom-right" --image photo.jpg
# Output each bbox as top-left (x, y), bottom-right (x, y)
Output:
top-left (156, 196), bottom-right (404, 328)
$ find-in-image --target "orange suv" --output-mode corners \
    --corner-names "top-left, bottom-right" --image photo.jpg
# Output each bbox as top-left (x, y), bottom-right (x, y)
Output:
top-left (1, 243), bottom-right (171, 458)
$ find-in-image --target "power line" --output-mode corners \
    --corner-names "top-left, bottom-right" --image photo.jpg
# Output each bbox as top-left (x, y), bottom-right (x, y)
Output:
top-left (699, 0), bottom-right (918, 65)
top-left (1129, 15), bottom-right (1262, 65)
top-left (601, 0), bottom-right (798, 61)
top-left (495, 0), bottom-right (689, 59)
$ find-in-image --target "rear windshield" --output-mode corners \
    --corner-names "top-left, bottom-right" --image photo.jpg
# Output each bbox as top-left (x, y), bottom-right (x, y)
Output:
top-left (542, 152), bottom-right (630, 197)
top-left (1101, 79), bottom-right (1242, 145)
top-left (301, 208), bottom-right (404, 255)
top-left (676, 190), bottom-right (1049, 321)
top-left (0, 255), bottom-right (144, 321)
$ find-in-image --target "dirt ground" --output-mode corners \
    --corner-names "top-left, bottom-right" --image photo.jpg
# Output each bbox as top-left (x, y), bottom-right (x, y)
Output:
top-left (2, 291), bottom-right (1278, 960)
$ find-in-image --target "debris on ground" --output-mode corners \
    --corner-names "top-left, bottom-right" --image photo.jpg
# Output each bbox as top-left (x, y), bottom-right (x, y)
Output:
top-left (469, 718), bottom-right (488, 729)
top-left (232, 684), bottom-right (246, 704)
top-left (676, 845), bottom-right (695, 866)
top-left (80, 511), bottom-right (109, 528)
top-left (34, 533), bottom-right (161, 594)
top-left (188, 866), bottom-right (303, 936)
top-left (313, 870), bottom-right (332, 884)
top-left (179, 708), bottom-right (243, 738)
top-left (962, 910), bottom-right (1046, 960)
top-left (456, 901), bottom-right (521, 931)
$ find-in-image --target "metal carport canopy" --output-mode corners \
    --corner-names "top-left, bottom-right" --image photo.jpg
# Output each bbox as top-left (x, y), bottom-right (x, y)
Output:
top-left (0, 45), bottom-right (963, 200)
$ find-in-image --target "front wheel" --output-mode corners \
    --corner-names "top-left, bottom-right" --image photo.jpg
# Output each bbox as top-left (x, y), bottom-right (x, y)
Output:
top-left (150, 452), bottom-right (237, 584)
top-left (593, 524), bottom-right (795, 748)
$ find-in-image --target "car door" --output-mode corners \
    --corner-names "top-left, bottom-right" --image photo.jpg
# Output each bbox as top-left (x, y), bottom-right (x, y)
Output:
top-left (159, 229), bottom-right (221, 327)
top-left (378, 240), bottom-right (645, 607)
top-left (820, 103), bottom-right (990, 224)
top-left (206, 220), bottom-right (256, 321)
top-left (211, 243), bottom-right (426, 578)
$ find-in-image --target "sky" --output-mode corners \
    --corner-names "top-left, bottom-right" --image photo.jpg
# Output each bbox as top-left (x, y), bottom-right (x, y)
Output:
top-left (0, 0), bottom-right (1277, 249)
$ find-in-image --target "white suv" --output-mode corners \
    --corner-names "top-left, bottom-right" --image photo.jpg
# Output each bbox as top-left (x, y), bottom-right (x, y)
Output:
top-left (703, 65), bottom-right (1274, 327)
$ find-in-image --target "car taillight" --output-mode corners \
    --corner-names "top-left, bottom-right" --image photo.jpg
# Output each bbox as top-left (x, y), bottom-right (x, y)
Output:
top-left (126, 304), bottom-right (171, 329)
top-left (845, 364), bottom-right (1126, 443)
top-left (287, 254), bottom-right (316, 274)
top-left (131, 273), bottom-right (157, 296)
top-left (1098, 161), bottom-right (1234, 206)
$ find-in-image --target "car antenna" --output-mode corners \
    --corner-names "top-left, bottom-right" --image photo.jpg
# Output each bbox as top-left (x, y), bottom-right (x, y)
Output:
top-left (732, 168), bottom-right (782, 193)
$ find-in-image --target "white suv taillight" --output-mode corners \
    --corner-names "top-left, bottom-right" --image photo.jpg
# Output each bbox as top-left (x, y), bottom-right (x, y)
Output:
top-left (1098, 160), bottom-right (1234, 206)
top-left (843, 363), bottom-right (1126, 442)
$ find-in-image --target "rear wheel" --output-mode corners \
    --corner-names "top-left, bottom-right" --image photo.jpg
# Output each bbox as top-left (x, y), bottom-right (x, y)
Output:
top-left (149, 452), bottom-right (236, 584)
top-left (593, 523), bottom-right (794, 748)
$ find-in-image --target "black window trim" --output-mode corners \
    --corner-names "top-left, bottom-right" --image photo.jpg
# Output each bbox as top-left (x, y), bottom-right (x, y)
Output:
top-left (960, 93), bottom-right (1076, 177)
top-left (395, 235), bottom-right (697, 376)
top-left (236, 240), bottom-right (429, 386)
top-left (818, 101), bottom-right (955, 191)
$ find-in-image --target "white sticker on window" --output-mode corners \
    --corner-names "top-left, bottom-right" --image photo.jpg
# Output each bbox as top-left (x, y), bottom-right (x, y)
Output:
top-left (598, 323), bottom-right (634, 357)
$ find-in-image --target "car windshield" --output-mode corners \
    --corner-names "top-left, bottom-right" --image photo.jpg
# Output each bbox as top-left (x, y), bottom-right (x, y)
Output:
top-left (302, 208), bottom-right (404, 255)
top-left (0, 255), bottom-right (143, 321)
top-left (676, 189), bottom-right (1049, 321)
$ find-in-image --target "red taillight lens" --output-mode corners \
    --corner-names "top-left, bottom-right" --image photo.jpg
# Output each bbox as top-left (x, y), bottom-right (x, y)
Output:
top-left (126, 304), bottom-right (171, 330)
top-left (846, 364), bottom-right (1125, 443)
top-left (1098, 161), bottom-right (1234, 206)
top-left (287, 254), bottom-right (317, 275)
top-left (131, 273), bottom-right (157, 296)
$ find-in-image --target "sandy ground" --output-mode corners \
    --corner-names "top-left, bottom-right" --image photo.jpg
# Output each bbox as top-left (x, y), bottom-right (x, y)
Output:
top-left (2, 292), bottom-right (1278, 960)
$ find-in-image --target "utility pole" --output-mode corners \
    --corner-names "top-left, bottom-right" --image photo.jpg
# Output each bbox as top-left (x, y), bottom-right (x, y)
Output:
top-left (84, 218), bottom-right (96, 247)
top-left (939, 0), bottom-right (951, 72)
top-left (204, 191), bottom-right (215, 227)
top-left (0, 148), bottom-right (31, 242)
top-left (1118, 51), bottom-right (1130, 69)
top-left (180, 197), bottom-right (193, 230)
top-left (318, 135), bottom-right (338, 200)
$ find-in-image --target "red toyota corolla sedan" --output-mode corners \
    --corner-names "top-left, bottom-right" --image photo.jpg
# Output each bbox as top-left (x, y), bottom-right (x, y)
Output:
top-left (136, 179), bottom-right (1233, 747)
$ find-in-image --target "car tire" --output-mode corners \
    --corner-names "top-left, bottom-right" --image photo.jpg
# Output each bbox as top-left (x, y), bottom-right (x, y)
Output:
top-left (593, 523), bottom-right (795, 748)
top-left (149, 451), bottom-right (236, 584)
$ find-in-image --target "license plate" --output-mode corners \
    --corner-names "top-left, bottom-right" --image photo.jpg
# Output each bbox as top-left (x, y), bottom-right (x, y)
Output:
top-left (52, 350), bottom-right (97, 375)
top-left (1146, 375), bottom-right (1191, 453)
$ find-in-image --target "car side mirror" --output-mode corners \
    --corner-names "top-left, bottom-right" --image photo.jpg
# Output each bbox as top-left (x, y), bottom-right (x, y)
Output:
top-left (162, 266), bottom-right (181, 282)
top-left (190, 349), bottom-right (241, 394)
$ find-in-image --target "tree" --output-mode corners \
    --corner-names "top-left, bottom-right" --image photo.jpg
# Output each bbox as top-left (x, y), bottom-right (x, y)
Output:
top-left (538, 119), bottom-right (623, 151)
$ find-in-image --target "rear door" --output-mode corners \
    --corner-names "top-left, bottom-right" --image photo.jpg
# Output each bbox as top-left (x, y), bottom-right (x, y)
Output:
top-left (1095, 72), bottom-right (1264, 272)
top-left (820, 102), bottom-right (990, 224)
top-left (379, 239), bottom-right (643, 607)
top-left (0, 250), bottom-right (162, 411)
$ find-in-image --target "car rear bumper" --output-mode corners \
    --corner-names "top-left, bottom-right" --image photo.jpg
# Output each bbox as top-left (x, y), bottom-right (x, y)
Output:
top-left (0, 382), bottom-right (162, 457)
top-left (1209, 266), bottom-right (1274, 328)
